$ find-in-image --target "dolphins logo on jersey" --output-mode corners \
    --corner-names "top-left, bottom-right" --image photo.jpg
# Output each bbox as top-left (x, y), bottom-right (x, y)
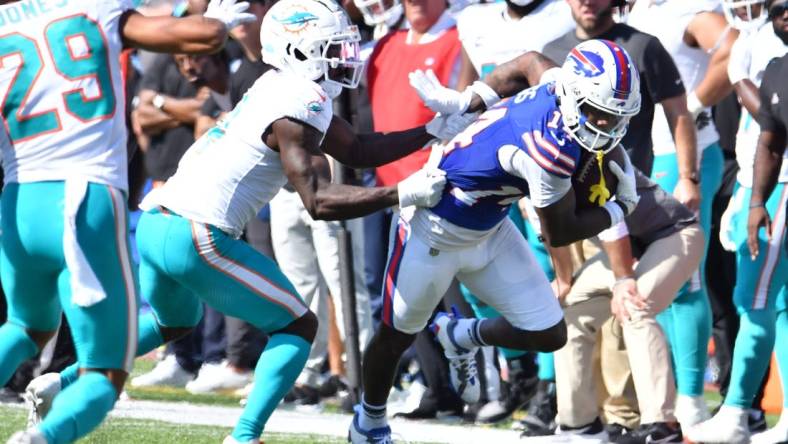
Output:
top-left (568, 47), bottom-right (604, 78)
top-left (273, 9), bottom-right (319, 33)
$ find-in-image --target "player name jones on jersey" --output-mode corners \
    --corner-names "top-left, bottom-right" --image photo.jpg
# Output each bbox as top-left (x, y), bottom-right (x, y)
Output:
top-left (0, 0), bottom-right (69, 26)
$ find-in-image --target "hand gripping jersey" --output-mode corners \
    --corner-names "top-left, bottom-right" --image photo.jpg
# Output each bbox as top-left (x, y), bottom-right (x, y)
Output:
top-left (141, 70), bottom-right (333, 237)
top-left (0, 0), bottom-right (134, 191)
top-left (728, 23), bottom-right (788, 186)
top-left (456, 0), bottom-right (574, 78)
top-left (627, 0), bottom-right (721, 154)
top-left (414, 82), bottom-right (579, 249)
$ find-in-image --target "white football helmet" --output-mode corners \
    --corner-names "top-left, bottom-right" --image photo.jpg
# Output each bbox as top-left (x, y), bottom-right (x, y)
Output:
top-left (557, 39), bottom-right (641, 154)
top-left (722, 0), bottom-right (767, 31)
top-left (354, 0), bottom-right (403, 27)
top-left (261, 0), bottom-right (364, 94)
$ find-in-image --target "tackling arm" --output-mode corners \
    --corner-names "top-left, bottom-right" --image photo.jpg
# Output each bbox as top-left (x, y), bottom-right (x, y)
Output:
top-left (321, 116), bottom-right (435, 169)
top-left (121, 12), bottom-right (227, 54)
top-left (467, 51), bottom-right (558, 113)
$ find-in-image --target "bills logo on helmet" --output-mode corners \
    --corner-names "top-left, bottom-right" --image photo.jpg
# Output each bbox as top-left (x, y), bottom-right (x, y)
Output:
top-left (273, 8), bottom-right (319, 32)
top-left (568, 48), bottom-right (604, 78)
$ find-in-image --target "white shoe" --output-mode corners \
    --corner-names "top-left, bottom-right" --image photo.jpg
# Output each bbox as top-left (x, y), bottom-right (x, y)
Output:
top-left (430, 312), bottom-right (481, 404)
top-left (130, 355), bottom-right (195, 388)
top-left (553, 418), bottom-right (609, 443)
top-left (675, 394), bottom-right (711, 429)
top-left (750, 409), bottom-right (788, 444)
top-left (233, 381), bottom-right (254, 397)
top-left (687, 405), bottom-right (749, 444)
top-left (222, 436), bottom-right (260, 444)
top-left (23, 373), bottom-right (61, 427)
top-left (185, 361), bottom-right (252, 394)
top-left (6, 429), bottom-right (46, 444)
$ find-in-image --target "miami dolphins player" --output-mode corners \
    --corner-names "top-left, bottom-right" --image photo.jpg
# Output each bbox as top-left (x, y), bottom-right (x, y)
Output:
top-left (349, 39), bottom-right (642, 443)
top-left (0, 0), bottom-right (255, 442)
top-left (23, 0), bottom-right (460, 443)
top-left (689, 1), bottom-right (788, 441)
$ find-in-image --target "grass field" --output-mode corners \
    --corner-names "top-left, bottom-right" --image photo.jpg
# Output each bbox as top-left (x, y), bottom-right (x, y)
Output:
top-left (0, 406), bottom-right (348, 443)
top-left (0, 357), bottom-right (778, 443)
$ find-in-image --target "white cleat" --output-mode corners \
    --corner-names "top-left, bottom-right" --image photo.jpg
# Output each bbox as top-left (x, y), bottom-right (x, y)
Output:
top-left (23, 373), bottom-right (61, 427)
top-left (130, 354), bottom-right (194, 388)
top-left (750, 410), bottom-right (788, 444)
top-left (186, 361), bottom-right (252, 394)
top-left (429, 312), bottom-right (481, 404)
top-left (222, 435), bottom-right (261, 444)
top-left (675, 394), bottom-right (711, 429)
top-left (686, 405), bottom-right (749, 444)
top-left (6, 429), bottom-right (46, 444)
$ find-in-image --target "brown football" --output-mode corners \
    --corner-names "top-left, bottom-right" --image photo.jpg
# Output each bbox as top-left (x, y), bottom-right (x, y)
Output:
top-left (570, 145), bottom-right (626, 210)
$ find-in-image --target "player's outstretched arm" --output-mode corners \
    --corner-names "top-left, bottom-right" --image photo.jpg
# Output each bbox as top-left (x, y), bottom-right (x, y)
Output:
top-left (121, 0), bottom-right (255, 54)
top-left (276, 118), bottom-right (445, 220)
top-left (121, 12), bottom-right (227, 54)
top-left (321, 116), bottom-right (437, 168)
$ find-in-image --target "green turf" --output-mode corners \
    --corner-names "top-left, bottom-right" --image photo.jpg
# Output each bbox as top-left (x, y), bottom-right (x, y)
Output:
top-left (0, 406), bottom-right (347, 444)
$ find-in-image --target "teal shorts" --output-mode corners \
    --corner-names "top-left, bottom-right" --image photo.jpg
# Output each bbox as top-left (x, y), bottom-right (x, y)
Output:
top-left (730, 183), bottom-right (788, 312)
top-left (136, 208), bottom-right (307, 333)
top-left (1, 182), bottom-right (138, 371)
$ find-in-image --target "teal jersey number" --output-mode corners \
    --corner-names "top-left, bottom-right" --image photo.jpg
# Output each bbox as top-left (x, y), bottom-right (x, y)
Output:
top-left (0, 15), bottom-right (116, 143)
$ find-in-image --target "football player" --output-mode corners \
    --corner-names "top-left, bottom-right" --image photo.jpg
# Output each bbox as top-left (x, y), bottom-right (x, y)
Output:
top-left (22, 0), bottom-right (462, 443)
top-left (349, 39), bottom-right (641, 443)
top-left (0, 0), bottom-right (255, 442)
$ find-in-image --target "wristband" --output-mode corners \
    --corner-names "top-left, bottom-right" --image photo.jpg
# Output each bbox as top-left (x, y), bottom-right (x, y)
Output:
top-left (469, 81), bottom-right (501, 109)
top-left (603, 200), bottom-right (626, 227)
top-left (686, 91), bottom-right (703, 119)
top-left (612, 276), bottom-right (636, 289)
top-left (749, 202), bottom-right (765, 209)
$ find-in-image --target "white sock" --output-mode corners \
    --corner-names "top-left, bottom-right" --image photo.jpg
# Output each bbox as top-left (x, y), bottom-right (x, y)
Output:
top-left (359, 396), bottom-right (387, 431)
top-left (450, 318), bottom-right (487, 351)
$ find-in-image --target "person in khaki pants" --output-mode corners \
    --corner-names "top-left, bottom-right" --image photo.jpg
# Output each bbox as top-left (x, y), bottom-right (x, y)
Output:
top-left (549, 170), bottom-right (704, 443)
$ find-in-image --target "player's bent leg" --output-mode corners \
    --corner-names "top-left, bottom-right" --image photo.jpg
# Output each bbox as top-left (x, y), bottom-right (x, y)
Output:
top-left (230, 311), bottom-right (316, 442)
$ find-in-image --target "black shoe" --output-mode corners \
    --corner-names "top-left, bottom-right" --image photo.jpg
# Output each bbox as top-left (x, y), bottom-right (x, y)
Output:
top-left (749, 409), bottom-right (768, 434)
top-left (318, 375), bottom-right (347, 398)
top-left (616, 422), bottom-right (682, 444)
top-left (518, 380), bottom-right (557, 437)
top-left (0, 387), bottom-right (22, 403)
top-left (393, 406), bottom-right (438, 420)
top-left (295, 384), bottom-right (320, 405)
top-left (606, 423), bottom-right (633, 443)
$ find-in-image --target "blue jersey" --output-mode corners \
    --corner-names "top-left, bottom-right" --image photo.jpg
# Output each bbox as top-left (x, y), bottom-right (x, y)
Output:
top-left (430, 83), bottom-right (581, 231)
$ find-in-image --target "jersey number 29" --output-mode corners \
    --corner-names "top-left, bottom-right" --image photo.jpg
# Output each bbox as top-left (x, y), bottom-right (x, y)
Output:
top-left (0, 15), bottom-right (115, 143)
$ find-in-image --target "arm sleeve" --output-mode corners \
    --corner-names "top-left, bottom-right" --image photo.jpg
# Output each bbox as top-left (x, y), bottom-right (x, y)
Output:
top-left (642, 37), bottom-right (686, 103)
top-left (727, 34), bottom-right (751, 85)
top-left (498, 145), bottom-right (571, 208)
top-left (756, 58), bottom-right (786, 133)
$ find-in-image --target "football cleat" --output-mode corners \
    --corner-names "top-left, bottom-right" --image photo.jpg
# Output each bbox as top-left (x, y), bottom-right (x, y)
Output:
top-left (23, 373), bottom-right (61, 427)
top-left (430, 311), bottom-right (481, 404)
top-left (348, 406), bottom-right (393, 443)
top-left (6, 429), bottom-right (46, 444)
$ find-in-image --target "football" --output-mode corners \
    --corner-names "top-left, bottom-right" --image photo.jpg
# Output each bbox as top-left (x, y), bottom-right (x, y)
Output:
top-left (570, 145), bottom-right (627, 210)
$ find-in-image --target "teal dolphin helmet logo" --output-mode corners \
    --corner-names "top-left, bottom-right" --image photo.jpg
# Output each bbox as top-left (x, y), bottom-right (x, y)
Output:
top-left (273, 10), bottom-right (319, 32)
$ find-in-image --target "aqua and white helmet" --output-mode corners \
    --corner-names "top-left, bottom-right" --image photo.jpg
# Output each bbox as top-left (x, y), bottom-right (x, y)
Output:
top-left (557, 39), bottom-right (641, 154)
top-left (261, 0), bottom-right (364, 92)
top-left (722, 0), bottom-right (767, 31)
top-left (354, 0), bottom-right (403, 27)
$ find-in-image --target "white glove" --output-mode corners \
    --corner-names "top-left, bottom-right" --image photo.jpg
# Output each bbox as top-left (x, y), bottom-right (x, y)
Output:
top-left (425, 111), bottom-right (479, 141)
top-left (204, 0), bottom-right (256, 30)
top-left (409, 69), bottom-right (472, 115)
top-left (719, 189), bottom-right (742, 252)
top-left (398, 168), bottom-right (447, 208)
top-left (608, 156), bottom-right (639, 215)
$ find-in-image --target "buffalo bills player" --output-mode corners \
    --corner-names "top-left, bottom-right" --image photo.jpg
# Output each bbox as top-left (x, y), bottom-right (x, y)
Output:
top-left (349, 39), bottom-right (642, 443)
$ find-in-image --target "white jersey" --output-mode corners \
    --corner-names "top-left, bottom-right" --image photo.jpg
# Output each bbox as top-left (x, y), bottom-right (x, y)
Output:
top-left (141, 70), bottom-right (333, 237)
top-left (728, 24), bottom-right (788, 186)
top-left (0, 0), bottom-right (133, 191)
top-left (628, 0), bottom-right (721, 155)
top-left (456, 0), bottom-right (574, 78)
